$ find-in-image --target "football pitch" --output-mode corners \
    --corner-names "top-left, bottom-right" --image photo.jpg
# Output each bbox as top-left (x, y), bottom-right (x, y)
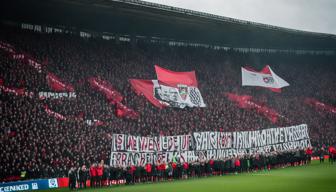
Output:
top-left (42, 161), bottom-right (336, 192)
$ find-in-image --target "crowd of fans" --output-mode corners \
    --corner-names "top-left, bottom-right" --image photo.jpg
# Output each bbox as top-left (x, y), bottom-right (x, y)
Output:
top-left (0, 25), bottom-right (335, 182)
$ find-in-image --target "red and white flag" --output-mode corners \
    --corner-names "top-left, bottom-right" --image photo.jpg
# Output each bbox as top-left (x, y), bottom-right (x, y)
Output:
top-left (88, 77), bottom-right (123, 104)
top-left (241, 65), bottom-right (289, 92)
top-left (1, 85), bottom-right (26, 96)
top-left (46, 72), bottom-right (75, 92)
top-left (44, 105), bottom-right (67, 120)
top-left (305, 98), bottom-right (336, 114)
top-left (0, 79), bottom-right (33, 97)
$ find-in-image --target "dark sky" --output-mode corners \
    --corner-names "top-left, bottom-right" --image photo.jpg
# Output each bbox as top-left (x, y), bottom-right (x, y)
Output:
top-left (145, 0), bottom-right (336, 35)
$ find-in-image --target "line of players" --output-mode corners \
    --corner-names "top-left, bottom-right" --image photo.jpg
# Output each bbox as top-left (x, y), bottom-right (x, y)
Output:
top-left (67, 147), bottom-right (336, 190)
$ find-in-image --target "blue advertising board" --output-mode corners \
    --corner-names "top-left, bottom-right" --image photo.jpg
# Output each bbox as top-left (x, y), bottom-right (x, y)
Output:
top-left (0, 178), bottom-right (58, 192)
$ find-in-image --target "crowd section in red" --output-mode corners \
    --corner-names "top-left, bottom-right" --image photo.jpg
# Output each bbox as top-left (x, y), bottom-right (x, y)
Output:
top-left (0, 26), bottom-right (335, 182)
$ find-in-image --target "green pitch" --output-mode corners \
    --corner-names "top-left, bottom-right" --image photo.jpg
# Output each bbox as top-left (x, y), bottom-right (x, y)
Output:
top-left (42, 161), bottom-right (336, 192)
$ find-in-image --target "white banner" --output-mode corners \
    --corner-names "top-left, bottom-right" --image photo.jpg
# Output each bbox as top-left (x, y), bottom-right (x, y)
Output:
top-left (111, 134), bottom-right (192, 153)
top-left (110, 124), bottom-right (310, 166)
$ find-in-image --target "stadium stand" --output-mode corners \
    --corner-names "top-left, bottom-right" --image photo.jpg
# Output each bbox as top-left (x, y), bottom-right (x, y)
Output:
top-left (0, 0), bottom-right (335, 184)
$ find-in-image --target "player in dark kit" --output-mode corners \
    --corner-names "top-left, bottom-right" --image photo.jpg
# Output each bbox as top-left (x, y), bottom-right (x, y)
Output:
top-left (182, 162), bottom-right (189, 179)
top-left (68, 167), bottom-right (77, 190)
top-left (333, 147), bottom-right (336, 163)
top-left (102, 165), bottom-right (110, 186)
top-left (77, 165), bottom-right (88, 189)
top-left (318, 147), bottom-right (325, 163)
top-left (126, 165), bottom-right (136, 184)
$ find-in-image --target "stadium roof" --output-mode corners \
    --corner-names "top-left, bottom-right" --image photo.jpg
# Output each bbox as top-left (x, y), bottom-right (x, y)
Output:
top-left (2, 0), bottom-right (336, 50)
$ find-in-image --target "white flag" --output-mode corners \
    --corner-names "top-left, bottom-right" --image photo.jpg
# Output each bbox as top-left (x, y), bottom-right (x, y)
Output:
top-left (241, 66), bottom-right (289, 89)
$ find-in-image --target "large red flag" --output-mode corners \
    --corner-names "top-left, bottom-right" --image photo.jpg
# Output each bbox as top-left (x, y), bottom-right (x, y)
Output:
top-left (129, 79), bottom-right (167, 108)
top-left (226, 93), bottom-right (252, 108)
top-left (88, 77), bottom-right (123, 104)
top-left (225, 92), bottom-right (280, 123)
top-left (0, 79), bottom-right (32, 97)
top-left (46, 72), bottom-right (74, 92)
top-left (44, 105), bottom-right (67, 120)
top-left (155, 65), bottom-right (198, 87)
